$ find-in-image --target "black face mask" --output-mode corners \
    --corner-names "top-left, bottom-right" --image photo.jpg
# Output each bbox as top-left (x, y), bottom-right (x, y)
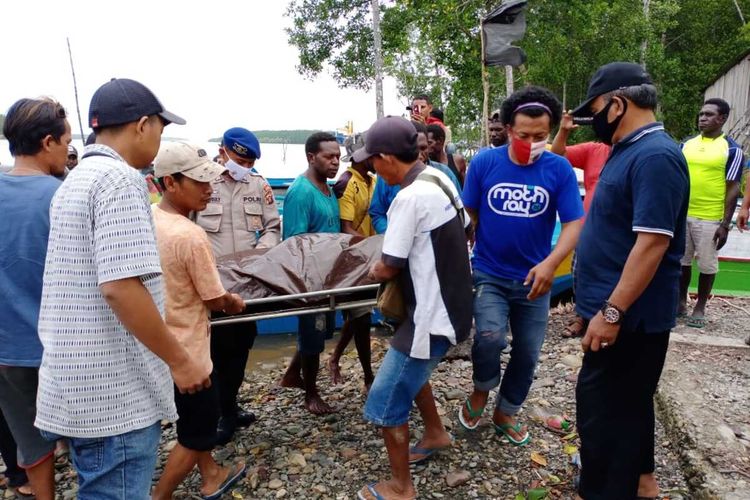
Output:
top-left (592, 98), bottom-right (628, 145)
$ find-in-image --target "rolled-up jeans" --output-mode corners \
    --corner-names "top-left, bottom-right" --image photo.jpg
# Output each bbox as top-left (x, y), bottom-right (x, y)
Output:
top-left (471, 269), bottom-right (550, 416)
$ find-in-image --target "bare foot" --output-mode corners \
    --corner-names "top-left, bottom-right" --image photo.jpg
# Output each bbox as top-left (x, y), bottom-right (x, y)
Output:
top-left (409, 431), bottom-right (452, 463)
top-left (304, 392), bottom-right (336, 415)
top-left (677, 301), bottom-right (687, 316)
top-left (278, 371), bottom-right (304, 389)
top-left (199, 461), bottom-right (245, 498)
top-left (358, 480), bottom-right (416, 500)
top-left (327, 356), bottom-right (343, 385)
top-left (638, 472), bottom-right (660, 498)
top-left (493, 411), bottom-right (528, 442)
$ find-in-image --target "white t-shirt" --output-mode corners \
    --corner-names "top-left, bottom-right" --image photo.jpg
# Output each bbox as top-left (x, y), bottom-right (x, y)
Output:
top-left (381, 164), bottom-right (473, 360)
top-left (36, 144), bottom-right (177, 438)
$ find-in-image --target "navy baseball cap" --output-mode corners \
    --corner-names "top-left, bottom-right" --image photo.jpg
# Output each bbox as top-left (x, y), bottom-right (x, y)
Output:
top-left (88, 78), bottom-right (186, 129)
top-left (352, 117), bottom-right (417, 163)
top-left (572, 62), bottom-right (653, 117)
top-left (222, 127), bottom-right (261, 160)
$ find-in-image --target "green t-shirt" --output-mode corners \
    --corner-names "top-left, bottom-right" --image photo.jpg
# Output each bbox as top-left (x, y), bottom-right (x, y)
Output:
top-left (282, 175), bottom-right (341, 239)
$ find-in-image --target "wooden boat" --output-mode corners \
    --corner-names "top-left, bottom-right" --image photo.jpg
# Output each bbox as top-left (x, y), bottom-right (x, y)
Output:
top-left (688, 206), bottom-right (750, 296)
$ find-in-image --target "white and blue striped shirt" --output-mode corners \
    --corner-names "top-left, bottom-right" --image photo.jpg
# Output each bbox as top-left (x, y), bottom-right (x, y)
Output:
top-left (36, 144), bottom-right (177, 438)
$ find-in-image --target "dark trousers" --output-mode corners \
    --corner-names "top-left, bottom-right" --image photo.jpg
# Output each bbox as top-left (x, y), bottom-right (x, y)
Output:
top-left (0, 409), bottom-right (27, 487)
top-left (576, 327), bottom-right (670, 500)
top-left (210, 321), bottom-right (258, 418)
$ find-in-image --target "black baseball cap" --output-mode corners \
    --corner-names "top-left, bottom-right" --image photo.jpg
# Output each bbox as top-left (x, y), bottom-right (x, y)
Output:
top-left (571, 62), bottom-right (653, 117)
top-left (352, 116), bottom-right (417, 163)
top-left (89, 78), bottom-right (186, 129)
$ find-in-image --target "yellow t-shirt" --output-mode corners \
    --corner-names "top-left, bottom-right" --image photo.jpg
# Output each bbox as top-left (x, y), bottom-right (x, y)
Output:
top-left (333, 167), bottom-right (376, 236)
top-left (682, 133), bottom-right (745, 220)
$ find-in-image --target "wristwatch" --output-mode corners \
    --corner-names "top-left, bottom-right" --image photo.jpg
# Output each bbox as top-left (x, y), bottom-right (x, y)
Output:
top-left (601, 301), bottom-right (625, 325)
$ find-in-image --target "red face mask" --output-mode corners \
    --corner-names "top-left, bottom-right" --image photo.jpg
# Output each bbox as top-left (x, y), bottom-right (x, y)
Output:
top-left (510, 132), bottom-right (547, 165)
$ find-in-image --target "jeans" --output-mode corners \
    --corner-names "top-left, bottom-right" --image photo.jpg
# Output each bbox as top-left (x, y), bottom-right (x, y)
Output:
top-left (41, 422), bottom-right (161, 500)
top-left (471, 269), bottom-right (550, 415)
top-left (576, 328), bottom-right (670, 499)
top-left (364, 336), bottom-right (451, 427)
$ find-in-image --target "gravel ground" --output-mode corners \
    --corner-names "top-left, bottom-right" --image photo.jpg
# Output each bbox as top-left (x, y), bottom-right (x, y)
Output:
top-left (0, 305), bottom-right (695, 499)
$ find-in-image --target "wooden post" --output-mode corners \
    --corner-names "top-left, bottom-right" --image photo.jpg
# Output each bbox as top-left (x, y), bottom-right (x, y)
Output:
top-left (505, 65), bottom-right (514, 97)
top-left (481, 22), bottom-right (490, 147)
top-left (641, 0), bottom-right (650, 67)
top-left (371, 0), bottom-right (385, 119)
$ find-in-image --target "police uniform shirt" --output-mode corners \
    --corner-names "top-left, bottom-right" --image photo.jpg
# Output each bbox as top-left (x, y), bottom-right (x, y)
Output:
top-left (196, 172), bottom-right (281, 258)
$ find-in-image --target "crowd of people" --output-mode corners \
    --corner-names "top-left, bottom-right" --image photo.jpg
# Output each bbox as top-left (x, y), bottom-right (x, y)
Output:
top-left (0, 60), bottom-right (748, 500)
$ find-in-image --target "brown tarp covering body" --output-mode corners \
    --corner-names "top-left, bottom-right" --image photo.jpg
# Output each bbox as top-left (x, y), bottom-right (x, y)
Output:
top-left (216, 233), bottom-right (383, 305)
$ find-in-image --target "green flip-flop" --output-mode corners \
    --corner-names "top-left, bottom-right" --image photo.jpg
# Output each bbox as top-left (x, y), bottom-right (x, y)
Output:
top-left (457, 398), bottom-right (484, 431)
top-left (494, 421), bottom-right (530, 446)
top-left (687, 316), bottom-right (707, 328)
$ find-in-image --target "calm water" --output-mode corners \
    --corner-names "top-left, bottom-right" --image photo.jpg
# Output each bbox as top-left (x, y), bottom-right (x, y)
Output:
top-left (0, 139), bottom-right (350, 180)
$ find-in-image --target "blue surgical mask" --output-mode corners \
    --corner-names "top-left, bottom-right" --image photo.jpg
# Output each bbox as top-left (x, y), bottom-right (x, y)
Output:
top-left (224, 158), bottom-right (251, 181)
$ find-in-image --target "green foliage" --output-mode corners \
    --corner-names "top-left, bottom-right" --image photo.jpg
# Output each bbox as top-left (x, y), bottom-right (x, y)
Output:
top-left (285, 0), bottom-right (374, 89)
top-left (286, 0), bottom-right (750, 144)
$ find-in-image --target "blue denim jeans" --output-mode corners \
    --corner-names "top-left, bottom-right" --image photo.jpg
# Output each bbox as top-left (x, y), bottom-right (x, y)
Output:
top-left (364, 336), bottom-right (451, 427)
top-left (41, 422), bottom-right (161, 500)
top-left (471, 269), bottom-right (550, 415)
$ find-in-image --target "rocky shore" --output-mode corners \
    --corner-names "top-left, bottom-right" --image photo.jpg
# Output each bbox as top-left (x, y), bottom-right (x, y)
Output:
top-left (0, 303), bottom-right (706, 499)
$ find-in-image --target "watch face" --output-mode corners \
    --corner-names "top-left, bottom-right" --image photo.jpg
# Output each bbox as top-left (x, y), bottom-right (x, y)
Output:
top-left (603, 307), bottom-right (620, 324)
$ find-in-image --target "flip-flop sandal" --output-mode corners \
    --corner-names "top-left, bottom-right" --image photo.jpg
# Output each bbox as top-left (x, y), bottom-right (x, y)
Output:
top-left (494, 421), bottom-right (530, 446)
top-left (457, 398), bottom-right (484, 431)
top-left (202, 462), bottom-right (247, 500)
top-left (687, 316), bottom-right (707, 328)
top-left (545, 414), bottom-right (573, 434)
top-left (357, 483), bottom-right (386, 500)
top-left (408, 434), bottom-right (454, 465)
top-left (14, 485), bottom-right (35, 500)
top-left (562, 316), bottom-right (585, 338)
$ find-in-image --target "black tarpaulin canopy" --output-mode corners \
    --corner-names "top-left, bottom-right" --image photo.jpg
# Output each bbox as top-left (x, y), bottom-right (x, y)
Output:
top-left (482, 0), bottom-right (528, 67)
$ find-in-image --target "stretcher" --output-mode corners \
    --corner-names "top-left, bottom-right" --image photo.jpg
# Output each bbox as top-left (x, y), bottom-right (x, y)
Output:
top-left (210, 284), bottom-right (379, 327)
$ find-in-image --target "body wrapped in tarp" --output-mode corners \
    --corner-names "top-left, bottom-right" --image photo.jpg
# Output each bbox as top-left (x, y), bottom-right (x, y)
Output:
top-left (216, 233), bottom-right (383, 305)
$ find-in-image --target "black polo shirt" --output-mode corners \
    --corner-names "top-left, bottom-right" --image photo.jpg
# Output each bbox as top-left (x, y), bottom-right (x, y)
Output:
top-left (575, 123), bottom-right (689, 333)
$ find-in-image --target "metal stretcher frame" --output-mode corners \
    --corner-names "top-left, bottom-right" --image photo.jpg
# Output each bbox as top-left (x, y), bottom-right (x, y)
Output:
top-left (210, 284), bottom-right (380, 326)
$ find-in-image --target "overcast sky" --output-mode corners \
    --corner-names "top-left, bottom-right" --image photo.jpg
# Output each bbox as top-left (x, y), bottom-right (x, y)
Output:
top-left (0, 0), bottom-right (405, 143)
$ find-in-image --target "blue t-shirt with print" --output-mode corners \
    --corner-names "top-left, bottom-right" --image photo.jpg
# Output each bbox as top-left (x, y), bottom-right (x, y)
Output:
top-left (462, 146), bottom-right (584, 281)
top-left (0, 174), bottom-right (61, 367)
top-left (282, 174), bottom-right (341, 239)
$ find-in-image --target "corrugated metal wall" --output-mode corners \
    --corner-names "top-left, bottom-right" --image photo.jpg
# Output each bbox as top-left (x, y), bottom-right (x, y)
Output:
top-left (704, 55), bottom-right (750, 150)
